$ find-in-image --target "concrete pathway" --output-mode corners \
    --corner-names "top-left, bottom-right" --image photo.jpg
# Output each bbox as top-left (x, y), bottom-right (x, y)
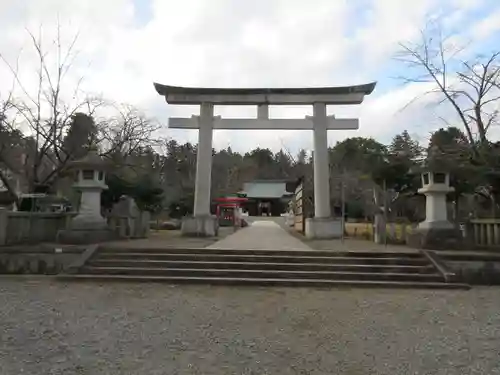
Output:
top-left (208, 220), bottom-right (312, 250)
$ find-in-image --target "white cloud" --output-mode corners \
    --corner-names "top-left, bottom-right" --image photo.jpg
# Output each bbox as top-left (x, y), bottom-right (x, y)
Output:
top-left (470, 8), bottom-right (500, 39)
top-left (352, 0), bottom-right (437, 66)
top-left (1, 0), bottom-right (500, 153)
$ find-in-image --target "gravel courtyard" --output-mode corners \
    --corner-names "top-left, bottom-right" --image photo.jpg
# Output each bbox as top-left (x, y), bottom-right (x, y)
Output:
top-left (1, 279), bottom-right (499, 374)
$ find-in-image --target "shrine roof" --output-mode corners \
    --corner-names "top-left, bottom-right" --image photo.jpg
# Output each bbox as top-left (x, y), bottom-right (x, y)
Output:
top-left (240, 181), bottom-right (294, 199)
top-left (153, 82), bottom-right (376, 105)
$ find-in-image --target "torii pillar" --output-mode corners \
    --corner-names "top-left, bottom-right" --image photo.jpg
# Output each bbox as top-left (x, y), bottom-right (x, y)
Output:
top-left (306, 102), bottom-right (335, 238)
top-left (193, 102), bottom-right (215, 218)
top-left (154, 82), bottom-right (376, 238)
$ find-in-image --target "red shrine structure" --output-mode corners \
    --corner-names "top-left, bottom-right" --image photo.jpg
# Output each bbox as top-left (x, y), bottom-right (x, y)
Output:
top-left (213, 197), bottom-right (248, 227)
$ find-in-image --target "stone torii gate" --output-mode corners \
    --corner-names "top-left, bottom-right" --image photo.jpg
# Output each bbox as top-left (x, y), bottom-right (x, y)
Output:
top-left (154, 83), bottom-right (376, 238)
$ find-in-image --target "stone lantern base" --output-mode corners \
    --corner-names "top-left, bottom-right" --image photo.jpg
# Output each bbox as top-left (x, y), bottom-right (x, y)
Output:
top-left (305, 217), bottom-right (343, 239)
top-left (56, 217), bottom-right (118, 245)
top-left (407, 221), bottom-right (464, 250)
top-left (181, 215), bottom-right (219, 237)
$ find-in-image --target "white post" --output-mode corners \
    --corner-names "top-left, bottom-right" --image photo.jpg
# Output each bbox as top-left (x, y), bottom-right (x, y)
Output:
top-left (341, 173), bottom-right (345, 243)
top-left (257, 104), bottom-right (269, 120)
top-left (312, 103), bottom-right (331, 219)
top-left (383, 179), bottom-right (388, 247)
top-left (193, 102), bottom-right (214, 216)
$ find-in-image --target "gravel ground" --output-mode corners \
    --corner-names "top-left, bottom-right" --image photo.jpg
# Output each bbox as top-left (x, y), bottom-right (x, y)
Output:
top-left (105, 226), bottom-right (236, 250)
top-left (1, 279), bottom-right (499, 375)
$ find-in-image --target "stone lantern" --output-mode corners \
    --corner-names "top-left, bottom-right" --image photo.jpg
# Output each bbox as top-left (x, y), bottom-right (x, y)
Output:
top-left (408, 166), bottom-right (462, 249)
top-left (418, 170), bottom-right (454, 230)
top-left (57, 149), bottom-right (116, 244)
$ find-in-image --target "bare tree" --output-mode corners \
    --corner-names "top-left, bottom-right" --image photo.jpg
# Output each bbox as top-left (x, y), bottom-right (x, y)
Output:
top-left (395, 21), bottom-right (500, 155)
top-left (0, 22), bottom-right (163, 197)
top-left (98, 104), bottom-right (161, 160)
top-left (0, 22), bottom-right (105, 192)
top-left (0, 123), bottom-right (25, 198)
top-left (0, 59), bottom-right (28, 198)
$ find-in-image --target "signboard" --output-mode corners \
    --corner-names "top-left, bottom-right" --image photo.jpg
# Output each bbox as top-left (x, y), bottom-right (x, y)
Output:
top-left (294, 179), bottom-right (305, 233)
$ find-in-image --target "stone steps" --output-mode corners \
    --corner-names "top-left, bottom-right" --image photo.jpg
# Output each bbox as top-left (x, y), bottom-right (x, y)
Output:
top-left (89, 259), bottom-right (435, 273)
top-left (98, 246), bottom-right (423, 258)
top-left (57, 274), bottom-right (470, 289)
top-left (95, 252), bottom-right (429, 265)
top-left (61, 246), bottom-right (470, 289)
top-left (82, 266), bottom-right (444, 282)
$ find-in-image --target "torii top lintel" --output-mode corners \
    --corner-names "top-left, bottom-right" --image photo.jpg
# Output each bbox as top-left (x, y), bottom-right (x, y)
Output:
top-left (153, 82), bottom-right (376, 105)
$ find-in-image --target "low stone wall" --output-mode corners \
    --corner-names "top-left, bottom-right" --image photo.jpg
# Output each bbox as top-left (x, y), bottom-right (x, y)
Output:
top-left (0, 210), bottom-right (76, 246)
top-left (0, 209), bottom-right (151, 246)
top-left (345, 222), bottom-right (416, 244)
top-left (465, 219), bottom-right (500, 249)
top-left (0, 245), bottom-right (84, 274)
top-left (347, 221), bottom-right (498, 251)
top-left (447, 260), bottom-right (500, 285)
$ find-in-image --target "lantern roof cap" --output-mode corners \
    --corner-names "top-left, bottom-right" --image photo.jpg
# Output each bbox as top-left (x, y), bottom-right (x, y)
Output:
top-left (67, 150), bottom-right (111, 171)
top-left (409, 160), bottom-right (451, 175)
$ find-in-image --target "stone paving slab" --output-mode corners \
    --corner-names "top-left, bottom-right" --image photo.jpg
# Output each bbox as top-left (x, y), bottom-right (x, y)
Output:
top-left (208, 220), bottom-right (312, 250)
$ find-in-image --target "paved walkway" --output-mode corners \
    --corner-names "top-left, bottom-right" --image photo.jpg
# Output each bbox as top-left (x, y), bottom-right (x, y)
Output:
top-left (208, 220), bottom-right (312, 250)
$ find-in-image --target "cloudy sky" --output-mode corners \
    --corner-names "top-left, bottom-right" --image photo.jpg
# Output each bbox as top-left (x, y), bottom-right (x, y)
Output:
top-left (1, 0), bottom-right (500, 155)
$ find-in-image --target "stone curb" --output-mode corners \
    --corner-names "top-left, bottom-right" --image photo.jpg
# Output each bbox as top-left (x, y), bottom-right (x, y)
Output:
top-left (64, 244), bottom-right (99, 274)
top-left (421, 250), bottom-right (457, 283)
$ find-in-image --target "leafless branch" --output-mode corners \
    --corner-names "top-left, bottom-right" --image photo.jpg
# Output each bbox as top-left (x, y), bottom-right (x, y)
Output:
top-left (98, 104), bottom-right (161, 159)
top-left (395, 20), bottom-right (500, 149)
top-left (0, 22), bottom-right (108, 190)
